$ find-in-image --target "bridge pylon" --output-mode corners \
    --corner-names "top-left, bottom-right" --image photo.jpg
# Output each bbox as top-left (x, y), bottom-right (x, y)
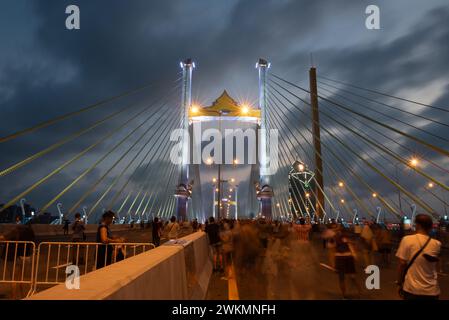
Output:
top-left (175, 58), bottom-right (195, 222)
top-left (256, 58), bottom-right (273, 219)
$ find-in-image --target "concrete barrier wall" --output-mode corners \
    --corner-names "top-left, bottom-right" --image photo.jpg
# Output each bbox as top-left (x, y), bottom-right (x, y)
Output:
top-left (27, 232), bottom-right (212, 300)
top-left (0, 224), bottom-right (134, 237)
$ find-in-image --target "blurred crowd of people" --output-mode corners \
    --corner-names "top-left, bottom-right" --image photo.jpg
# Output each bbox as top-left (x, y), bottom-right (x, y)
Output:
top-left (201, 214), bottom-right (445, 300)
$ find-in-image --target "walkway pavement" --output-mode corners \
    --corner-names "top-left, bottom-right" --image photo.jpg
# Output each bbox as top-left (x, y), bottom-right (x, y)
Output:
top-left (207, 232), bottom-right (449, 300)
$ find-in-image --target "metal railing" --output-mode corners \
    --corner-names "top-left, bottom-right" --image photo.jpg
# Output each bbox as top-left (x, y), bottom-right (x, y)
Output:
top-left (32, 241), bottom-right (155, 294)
top-left (0, 240), bottom-right (155, 298)
top-left (0, 241), bottom-right (36, 298)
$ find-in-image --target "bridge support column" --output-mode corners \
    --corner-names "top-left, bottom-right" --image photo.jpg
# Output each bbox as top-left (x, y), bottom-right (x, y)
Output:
top-left (309, 67), bottom-right (325, 220)
top-left (175, 58), bottom-right (195, 222)
top-left (256, 58), bottom-right (273, 219)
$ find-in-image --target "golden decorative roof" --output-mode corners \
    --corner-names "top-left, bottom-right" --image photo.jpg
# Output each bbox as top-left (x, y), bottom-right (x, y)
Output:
top-left (189, 90), bottom-right (260, 119)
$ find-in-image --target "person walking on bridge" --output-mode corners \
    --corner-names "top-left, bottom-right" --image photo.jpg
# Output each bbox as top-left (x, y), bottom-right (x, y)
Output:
top-left (396, 214), bottom-right (441, 300)
top-left (334, 230), bottom-right (361, 299)
top-left (205, 217), bottom-right (223, 273)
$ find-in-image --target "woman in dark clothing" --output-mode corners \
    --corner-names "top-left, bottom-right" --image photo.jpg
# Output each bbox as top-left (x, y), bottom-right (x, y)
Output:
top-left (96, 211), bottom-right (124, 269)
top-left (152, 217), bottom-right (161, 247)
top-left (334, 230), bottom-right (361, 299)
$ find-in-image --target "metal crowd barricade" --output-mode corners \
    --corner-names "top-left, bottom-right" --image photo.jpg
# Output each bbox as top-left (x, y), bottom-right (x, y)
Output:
top-left (0, 241), bottom-right (36, 298)
top-left (32, 242), bottom-right (155, 294)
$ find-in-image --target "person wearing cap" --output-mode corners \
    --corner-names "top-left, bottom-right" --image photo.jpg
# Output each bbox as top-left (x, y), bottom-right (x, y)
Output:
top-left (396, 214), bottom-right (441, 300)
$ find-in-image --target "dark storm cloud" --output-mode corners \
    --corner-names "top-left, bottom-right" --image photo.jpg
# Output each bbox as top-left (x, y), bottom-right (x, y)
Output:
top-left (0, 0), bottom-right (448, 218)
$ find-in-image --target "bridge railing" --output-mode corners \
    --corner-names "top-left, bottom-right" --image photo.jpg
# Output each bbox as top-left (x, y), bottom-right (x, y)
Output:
top-left (0, 241), bottom-right (36, 298)
top-left (26, 231), bottom-right (212, 300)
top-left (32, 241), bottom-right (155, 294)
top-left (0, 240), bottom-right (155, 299)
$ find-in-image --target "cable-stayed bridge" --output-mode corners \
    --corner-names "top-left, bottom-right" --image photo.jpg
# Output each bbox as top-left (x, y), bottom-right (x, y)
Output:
top-left (0, 58), bottom-right (448, 226)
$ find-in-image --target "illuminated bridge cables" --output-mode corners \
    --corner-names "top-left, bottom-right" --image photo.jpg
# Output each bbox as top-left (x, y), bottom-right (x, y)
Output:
top-left (266, 80), bottom-right (416, 216)
top-left (266, 110), bottom-right (329, 219)
top-left (316, 86), bottom-right (449, 176)
top-left (0, 100), bottom-right (149, 178)
top-left (268, 96), bottom-right (354, 219)
top-left (318, 80), bottom-right (449, 130)
top-left (66, 96), bottom-right (178, 217)
top-left (124, 144), bottom-right (179, 220)
top-left (38, 88), bottom-right (180, 215)
top-left (271, 92), bottom-right (398, 221)
top-left (0, 84), bottom-right (176, 213)
top-left (316, 91), bottom-right (449, 210)
top-left (319, 76), bottom-right (449, 115)
top-left (268, 83), bottom-right (400, 220)
top-left (267, 95), bottom-right (372, 219)
top-left (113, 146), bottom-right (174, 219)
top-left (88, 106), bottom-right (182, 218)
top-left (0, 76), bottom-right (181, 144)
top-left (312, 91), bottom-right (449, 193)
top-left (268, 78), bottom-right (438, 219)
top-left (268, 90), bottom-right (376, 217)
top-left (271, 74), bottom-right (449, 159)
top-left (115, 109), bottom-right (183, 219)
top-left (314, 84), bottom-right (449, 144)
top-left (267, 102), bottom-right (337, 216)
top-left (154, 161), bottom-right (179, 219)
top-left (268, 96), bottom-right (352, 219)
top-left (113, 105), bottom-right (183, 217)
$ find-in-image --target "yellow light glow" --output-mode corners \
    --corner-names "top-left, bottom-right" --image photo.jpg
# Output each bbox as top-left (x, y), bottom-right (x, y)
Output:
top-left (305, 193), bottom-right (310, 198)
top-left (372, 193), bottom-right (377, 198)
top-left (241, 104), bottom-right (250, 114)
top-left (410, 158), bottom-right (419, 167)
top-left (191, 104), bottom-right (200, 113)
top-left (233, 159), bottom-right (239, 165)
top-left (231, 178), bottom-right (235, 183)
top-left (428, 182), bottom-right (434, 188)
top-left (276, 203), bottom-right (280, 207)
top-left (212, 178), bottom-right (217, 183)
top-left (338, 182), bottom-right (344, 187)
top-left (340, 199), bottom-right (345, 204)
top-left (215, 188), bottom-right (219, 192)
top-left (229, 188), bottom-right (233, 192)
top-left (206, 158), bottom-right (213, 165)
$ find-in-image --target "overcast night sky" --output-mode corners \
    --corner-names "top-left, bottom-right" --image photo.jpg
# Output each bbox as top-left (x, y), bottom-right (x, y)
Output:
top-left (0, 0), bottom-right (448, 221)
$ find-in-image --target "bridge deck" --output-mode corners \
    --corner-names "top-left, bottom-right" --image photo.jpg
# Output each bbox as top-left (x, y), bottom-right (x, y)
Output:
top-left (207, 232), bottom-right (449, 300)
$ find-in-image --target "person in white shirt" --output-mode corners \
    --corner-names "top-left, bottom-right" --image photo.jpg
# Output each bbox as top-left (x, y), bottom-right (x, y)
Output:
top-left (166, 216), bottom-right (180, 240)
top-left (396, 214), bottom-right (441, 300)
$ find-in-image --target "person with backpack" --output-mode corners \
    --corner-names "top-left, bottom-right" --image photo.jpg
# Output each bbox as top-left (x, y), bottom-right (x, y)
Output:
top-left (396, 214), bottom-right (441, 300)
